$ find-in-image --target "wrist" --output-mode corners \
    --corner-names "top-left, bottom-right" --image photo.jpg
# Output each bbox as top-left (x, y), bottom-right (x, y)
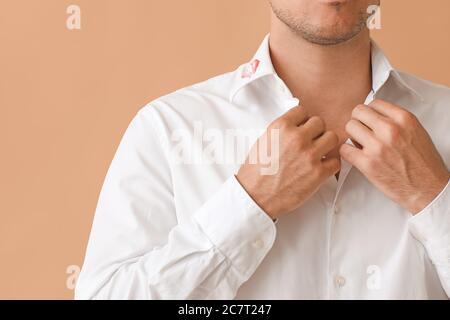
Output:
top-left (234, 174), bottom-right (279, 220)
top-left (408, 173), bottom-right (450, 215)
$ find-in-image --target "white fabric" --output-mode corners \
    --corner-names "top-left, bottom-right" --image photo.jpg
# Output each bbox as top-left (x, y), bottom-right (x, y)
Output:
top-left (76, 35), bottom-right (450, 300)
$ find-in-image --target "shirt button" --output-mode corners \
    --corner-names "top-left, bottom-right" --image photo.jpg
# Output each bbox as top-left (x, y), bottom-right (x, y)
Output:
top-left (252, 239), bottom-right (264, 249)
top-left (333, 206), bottom-right (339, 215)
top-left (335, 275), bottom-right (346, 288)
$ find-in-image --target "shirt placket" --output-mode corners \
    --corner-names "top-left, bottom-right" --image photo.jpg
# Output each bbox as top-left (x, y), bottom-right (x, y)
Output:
top-left (325, 149), bottom-right (354, 299)
top-left (325, 89), bottom-right (377, 299)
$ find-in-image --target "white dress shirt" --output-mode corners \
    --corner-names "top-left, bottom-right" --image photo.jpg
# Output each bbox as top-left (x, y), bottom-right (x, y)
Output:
top-left (76, 35), bottom-right (450, 300)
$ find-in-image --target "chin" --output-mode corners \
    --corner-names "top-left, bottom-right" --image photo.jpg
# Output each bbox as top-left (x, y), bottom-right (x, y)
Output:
top-left (270, 0), bottom-right (371, 44)
top-left (310, 6), bottom-right (364, 33)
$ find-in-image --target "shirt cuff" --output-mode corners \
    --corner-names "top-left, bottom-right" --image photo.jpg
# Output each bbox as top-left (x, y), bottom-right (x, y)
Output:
top-left (194, 176), bottom-right (277, 281)
top-left (408, 179), bottom-right (450, 245)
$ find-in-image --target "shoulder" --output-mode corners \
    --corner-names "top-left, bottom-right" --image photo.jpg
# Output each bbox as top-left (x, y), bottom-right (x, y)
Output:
top-left (397, 71), bottom-right (450, 161)
top-left (139, 66), bottom-right (242, 120)
top-left (397, 71), bottom-right (450, 107)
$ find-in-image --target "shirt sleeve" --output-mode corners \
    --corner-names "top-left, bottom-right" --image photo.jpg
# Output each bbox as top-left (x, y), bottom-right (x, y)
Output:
top-left (408, 179), bottom-right (450, 297)
top-left (74, 108), bottom-right (276, 300)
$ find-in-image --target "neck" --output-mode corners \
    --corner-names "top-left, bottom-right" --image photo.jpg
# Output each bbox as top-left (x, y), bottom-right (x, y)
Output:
top-left (269, 15), bottom-right (372, 114)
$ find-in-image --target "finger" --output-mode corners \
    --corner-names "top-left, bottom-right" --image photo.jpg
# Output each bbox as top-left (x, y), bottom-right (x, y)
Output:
top-left (339, 143), bottom-right (366, 171)
top-left (301, 116), bottom-right (325, 140)
top-left (352, 104), bottom-right (389, 134)
top-left (345, 119), bottom-right (377, 148)
top-left (314, 131), bottom-right (339, 155)
top-left (369, 99), bottom-right (408, 124)
top-left (280, 105), bottom-right (309, 126)
top-left (322, 157), bottom-right (341, 175)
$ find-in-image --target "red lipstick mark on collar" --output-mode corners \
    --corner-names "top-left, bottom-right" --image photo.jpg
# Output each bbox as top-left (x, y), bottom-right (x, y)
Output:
top-left (241, 59), bottom-right (260, 78)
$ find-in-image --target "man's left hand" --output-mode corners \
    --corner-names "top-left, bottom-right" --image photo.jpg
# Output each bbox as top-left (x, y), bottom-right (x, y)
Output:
top-left (340, 99), bottom-right (450, 214)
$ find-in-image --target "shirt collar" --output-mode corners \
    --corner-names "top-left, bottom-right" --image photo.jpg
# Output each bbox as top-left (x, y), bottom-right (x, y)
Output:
top-left (229, 34), bottom-right (275, 101)
top-left (371, 41), bottom-right (424, 101)
top-left (229, 34), bottom-right (424, 102)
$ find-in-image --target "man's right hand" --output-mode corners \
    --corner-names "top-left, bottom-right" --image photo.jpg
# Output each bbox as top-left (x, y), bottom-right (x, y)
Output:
top-left (236, 106), bottom-right (341, 220)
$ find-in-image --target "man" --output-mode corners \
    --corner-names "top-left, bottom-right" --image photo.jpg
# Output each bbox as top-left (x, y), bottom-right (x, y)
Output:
top-left (76, 0), bottom-right (450, 299)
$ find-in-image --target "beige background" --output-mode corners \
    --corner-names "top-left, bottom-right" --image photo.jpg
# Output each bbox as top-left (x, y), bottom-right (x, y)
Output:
top-left (0, 0), bottom-right (449, 299)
